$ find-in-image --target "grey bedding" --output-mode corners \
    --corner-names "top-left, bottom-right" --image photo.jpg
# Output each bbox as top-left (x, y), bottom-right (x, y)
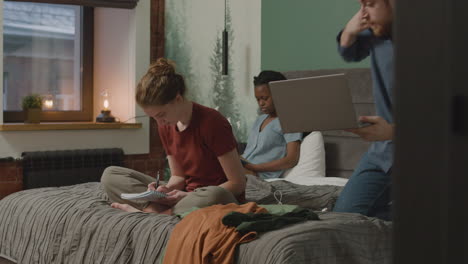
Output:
top-left (0, 175), bottom-right (392, 264)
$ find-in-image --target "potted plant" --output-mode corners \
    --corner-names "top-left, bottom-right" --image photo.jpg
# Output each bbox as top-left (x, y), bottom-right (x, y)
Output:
top-left (22, 94), bottom-right (42, 123)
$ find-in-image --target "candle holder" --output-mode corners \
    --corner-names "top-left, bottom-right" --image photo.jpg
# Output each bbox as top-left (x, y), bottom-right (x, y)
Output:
top-left (96, 89), bottom-right (116, 123)
top-left (96, 110), bottom-right (116, 122)
top-left (43, 94), bottom-right (54, 111)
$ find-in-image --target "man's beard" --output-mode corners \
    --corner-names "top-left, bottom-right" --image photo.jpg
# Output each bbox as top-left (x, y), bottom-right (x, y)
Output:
top-left (371, 22), bottom-right (392, 38)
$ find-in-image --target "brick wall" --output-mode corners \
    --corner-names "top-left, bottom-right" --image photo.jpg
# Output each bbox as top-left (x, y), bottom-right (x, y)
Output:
top-left (123, 153), bottom-right (165, 178)
top-left (0, 160), bottom-right (23, 200)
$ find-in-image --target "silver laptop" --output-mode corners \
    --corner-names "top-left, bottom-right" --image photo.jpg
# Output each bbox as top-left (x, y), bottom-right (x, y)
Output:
top-left (269, 73), bottom-right (360, 133)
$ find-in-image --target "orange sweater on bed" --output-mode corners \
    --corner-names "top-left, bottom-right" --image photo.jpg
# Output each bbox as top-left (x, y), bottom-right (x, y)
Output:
top-left (163, 202), bottom-right (267, 264)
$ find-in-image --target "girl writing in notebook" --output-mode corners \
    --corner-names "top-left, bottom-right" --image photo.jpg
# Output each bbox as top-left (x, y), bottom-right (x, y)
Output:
top-left (101, 58), bottom-right (246, 215)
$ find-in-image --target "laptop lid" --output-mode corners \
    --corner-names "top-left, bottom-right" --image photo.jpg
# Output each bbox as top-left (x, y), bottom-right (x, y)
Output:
top-left (269, 73), bottom-right (358, 133)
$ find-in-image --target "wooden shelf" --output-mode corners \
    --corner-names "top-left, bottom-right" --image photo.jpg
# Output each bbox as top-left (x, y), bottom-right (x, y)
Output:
top-left (0, 122), bottom-right (142, 131)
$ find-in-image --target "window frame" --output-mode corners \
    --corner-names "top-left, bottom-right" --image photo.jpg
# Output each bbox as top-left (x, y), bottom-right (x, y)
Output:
top-left (3, 5), bottom-right (94, 122)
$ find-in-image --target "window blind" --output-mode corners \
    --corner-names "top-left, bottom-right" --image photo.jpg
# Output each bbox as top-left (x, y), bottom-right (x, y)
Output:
top-left (8, 0), bottom-right (139, 9)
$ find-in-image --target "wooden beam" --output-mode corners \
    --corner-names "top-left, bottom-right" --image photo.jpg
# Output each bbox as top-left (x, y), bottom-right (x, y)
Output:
top-left (149, 0), bottom-right (166, 159)
top-left (151, 0), bottom-right (165, 62)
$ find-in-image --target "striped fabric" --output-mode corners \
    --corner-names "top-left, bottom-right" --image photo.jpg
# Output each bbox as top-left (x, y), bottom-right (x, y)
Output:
top-left (0, 176), bottom-right (392, 264)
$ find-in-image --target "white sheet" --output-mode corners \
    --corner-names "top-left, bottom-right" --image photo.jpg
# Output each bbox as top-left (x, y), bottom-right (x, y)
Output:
top-left (264, 176), bottom-right (348, 187)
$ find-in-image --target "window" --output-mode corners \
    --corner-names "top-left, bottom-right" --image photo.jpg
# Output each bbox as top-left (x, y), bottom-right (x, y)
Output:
top-left (3, 1), bottom-right (93, 122)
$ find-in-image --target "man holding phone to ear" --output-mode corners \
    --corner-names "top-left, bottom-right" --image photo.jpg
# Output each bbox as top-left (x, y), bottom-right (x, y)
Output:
top-left (333, 0), bottom-right (395, 220)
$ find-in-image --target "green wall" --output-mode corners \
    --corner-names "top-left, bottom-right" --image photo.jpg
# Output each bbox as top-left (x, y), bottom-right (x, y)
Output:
top-left (261, 0), bottom-right (370, 71)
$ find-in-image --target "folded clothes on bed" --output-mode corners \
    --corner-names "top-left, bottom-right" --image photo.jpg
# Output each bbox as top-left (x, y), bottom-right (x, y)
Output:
top-left (163, 202), bottom-right (266, 264)
top-left (222, 205), bottom-right (319, 235)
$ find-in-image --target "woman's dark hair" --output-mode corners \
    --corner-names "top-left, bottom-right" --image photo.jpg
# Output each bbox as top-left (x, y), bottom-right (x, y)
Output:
top-left (253, 70), bottom-right (287, 86)
top-left (136, 58), bottom-right (186, 107)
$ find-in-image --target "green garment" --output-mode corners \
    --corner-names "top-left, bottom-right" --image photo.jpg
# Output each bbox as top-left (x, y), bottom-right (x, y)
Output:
top-left (177, 206), bottom-right (200, 219)
top-left (178, 204), bottom-right (299, 218)
top-left (222, 205), bottom-right (319, 235)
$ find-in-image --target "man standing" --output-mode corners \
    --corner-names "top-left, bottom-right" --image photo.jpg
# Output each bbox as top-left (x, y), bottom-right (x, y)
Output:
top-left (333, 0), bottom-right (395, 220)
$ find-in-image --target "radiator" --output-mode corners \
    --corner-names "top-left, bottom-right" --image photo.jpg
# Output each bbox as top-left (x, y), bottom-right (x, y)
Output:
top-left (22, 148), bottom-right (124, 189)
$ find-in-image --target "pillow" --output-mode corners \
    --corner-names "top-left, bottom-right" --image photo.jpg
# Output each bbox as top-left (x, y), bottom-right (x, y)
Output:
top-left (282, 131), bottom-right (326, 182)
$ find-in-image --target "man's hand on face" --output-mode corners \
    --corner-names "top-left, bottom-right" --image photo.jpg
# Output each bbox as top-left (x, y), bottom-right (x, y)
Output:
top-left (344, 9), bottom-right (370, 36)
top-left (346, 116), bottom-right (394, 142)
top-left (340, 9), bottom-right (370, 47)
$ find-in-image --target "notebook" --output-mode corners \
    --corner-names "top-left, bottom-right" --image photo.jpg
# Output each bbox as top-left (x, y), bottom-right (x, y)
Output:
top-left (120, 190), bottom-right (168, 201)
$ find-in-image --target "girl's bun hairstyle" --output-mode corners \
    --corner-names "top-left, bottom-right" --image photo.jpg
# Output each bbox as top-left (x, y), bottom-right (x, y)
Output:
top-left (136, 58), bottom-right (186, 107)
top-left (148, 58), bottom-right (176, 76)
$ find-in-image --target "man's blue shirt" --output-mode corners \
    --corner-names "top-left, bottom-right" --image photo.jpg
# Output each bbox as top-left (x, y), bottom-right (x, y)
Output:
top-left (337, 29), bottom-right (393, 172)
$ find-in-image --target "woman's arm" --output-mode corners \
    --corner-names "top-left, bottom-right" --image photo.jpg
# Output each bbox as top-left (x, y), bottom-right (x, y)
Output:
top-left (151, 155), bottom-right (188, 207)
top-left (217, 148), bottom-right (247, 197)
top-left (245, 141), bottom-right (301, 173)
top-left (158, 155), bottom-right (186, 191)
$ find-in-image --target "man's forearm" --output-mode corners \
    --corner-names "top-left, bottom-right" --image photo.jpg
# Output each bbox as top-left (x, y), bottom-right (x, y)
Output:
top-left (340, 29), bottom-right (358, 48)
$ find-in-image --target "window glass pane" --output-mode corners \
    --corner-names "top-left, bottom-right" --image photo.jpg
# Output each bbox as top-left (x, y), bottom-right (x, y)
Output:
top-left (3, 2), bottom-right (82, 111)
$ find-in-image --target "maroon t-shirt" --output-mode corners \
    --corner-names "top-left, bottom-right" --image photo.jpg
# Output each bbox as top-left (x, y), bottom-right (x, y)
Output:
top-left (158, 103), bottom-right (238, 193)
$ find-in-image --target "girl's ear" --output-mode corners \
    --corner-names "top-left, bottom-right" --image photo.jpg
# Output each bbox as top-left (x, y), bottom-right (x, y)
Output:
top-left (172, 93), bottom-right (183, 104)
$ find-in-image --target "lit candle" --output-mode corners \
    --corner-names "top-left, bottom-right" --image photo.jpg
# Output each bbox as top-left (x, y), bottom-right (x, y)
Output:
top-left (103, 99), bottom-right (109, 110)
top-left (44, 99), bottom-right (53, 109)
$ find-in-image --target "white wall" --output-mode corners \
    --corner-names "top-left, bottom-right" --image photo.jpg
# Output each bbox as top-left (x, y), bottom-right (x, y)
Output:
top-left (165, 0), bottom-right (262, 142)
top-left (0, 0), bottom-right (151, 158)
top-left (231, 0), bottom-right (262, 110)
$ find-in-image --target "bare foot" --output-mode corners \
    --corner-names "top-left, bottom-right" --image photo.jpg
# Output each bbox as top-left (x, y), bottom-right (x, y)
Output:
top-left (111, 203), bottom-right (142, 213)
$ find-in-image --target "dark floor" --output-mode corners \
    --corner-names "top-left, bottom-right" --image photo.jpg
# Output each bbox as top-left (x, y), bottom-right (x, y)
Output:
top-left (0, 257), bottom-right (15, 264)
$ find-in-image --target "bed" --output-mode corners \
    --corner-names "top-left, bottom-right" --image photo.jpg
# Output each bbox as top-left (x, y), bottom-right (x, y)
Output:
top-left (0, 174), bottom-right (391, 264)
top-left (0, 68), bottom-right (392, 263)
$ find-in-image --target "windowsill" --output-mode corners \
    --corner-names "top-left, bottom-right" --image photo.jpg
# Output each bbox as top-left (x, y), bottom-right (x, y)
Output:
top-left (0, 122), bottom-right (142, 131)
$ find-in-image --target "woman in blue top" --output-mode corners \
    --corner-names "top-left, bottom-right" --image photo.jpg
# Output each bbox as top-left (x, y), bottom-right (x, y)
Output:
top-left (241, 71), bottom-right (302, 179)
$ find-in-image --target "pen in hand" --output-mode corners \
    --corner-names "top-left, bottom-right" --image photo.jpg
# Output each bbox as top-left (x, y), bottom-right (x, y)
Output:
top-left (148, 172), bottom-right (160, 191)
top-left (155, 171), bottom-right (160, 190)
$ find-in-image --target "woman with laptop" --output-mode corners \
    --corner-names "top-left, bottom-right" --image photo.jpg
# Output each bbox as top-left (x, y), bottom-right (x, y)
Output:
top-left (241, 71), bottom-right (303, 179)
